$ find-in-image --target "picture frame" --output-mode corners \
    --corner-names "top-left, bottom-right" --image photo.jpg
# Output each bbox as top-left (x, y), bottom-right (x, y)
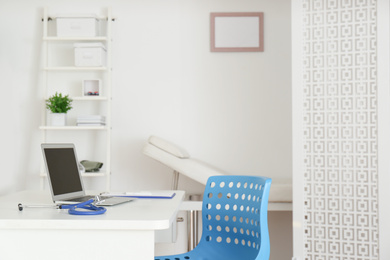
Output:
top-left (210, 12), bottom-right (264, 52)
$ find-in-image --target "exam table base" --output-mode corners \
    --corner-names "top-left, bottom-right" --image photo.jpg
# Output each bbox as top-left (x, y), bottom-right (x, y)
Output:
top-left (188, 209), bottom-right (199, 250)
top-left (0, 229), bottom-right (155, 260)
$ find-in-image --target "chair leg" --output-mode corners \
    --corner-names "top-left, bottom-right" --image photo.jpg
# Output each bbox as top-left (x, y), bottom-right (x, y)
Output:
top-left (187, 209), bottom-right (199, 251)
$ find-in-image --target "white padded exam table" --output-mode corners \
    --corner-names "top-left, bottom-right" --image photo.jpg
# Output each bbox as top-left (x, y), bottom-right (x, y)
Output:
top-left (143, 136), bottom-right (227, 188)
top-left (143, 136), bottom-right (292, 248)
top-left (143, 136), bottom-right (292, 206)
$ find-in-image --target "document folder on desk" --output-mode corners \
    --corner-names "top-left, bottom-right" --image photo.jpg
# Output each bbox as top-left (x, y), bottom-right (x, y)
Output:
top-left (101, 191), bottom-right (176, 199)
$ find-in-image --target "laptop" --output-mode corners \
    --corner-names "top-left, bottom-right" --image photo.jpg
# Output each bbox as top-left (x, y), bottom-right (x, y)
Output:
top-left (41, 143), bottom-right (134, 206)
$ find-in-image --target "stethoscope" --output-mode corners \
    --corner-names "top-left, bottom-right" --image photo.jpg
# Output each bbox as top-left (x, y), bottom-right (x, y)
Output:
top-left (18, 197), bottom-right (107, 215)
top-left (60, 199), bottom-right (106, 215)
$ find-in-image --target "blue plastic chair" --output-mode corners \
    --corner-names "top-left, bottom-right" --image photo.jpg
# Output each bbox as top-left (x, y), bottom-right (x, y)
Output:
top-left (155, 175), bottom-right (272, 260)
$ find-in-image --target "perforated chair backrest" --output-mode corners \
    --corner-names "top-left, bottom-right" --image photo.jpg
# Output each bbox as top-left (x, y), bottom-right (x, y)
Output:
top-left (198, 175), bottom-right (272, 259)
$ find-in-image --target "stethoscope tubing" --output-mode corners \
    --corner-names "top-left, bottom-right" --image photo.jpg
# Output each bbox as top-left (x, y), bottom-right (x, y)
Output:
top-left (60, 199), bottom-right (107, 215)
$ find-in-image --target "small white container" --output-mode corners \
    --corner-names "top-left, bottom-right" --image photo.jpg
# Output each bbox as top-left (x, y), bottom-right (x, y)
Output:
top-left (50, 113), bottom-right (67, 126)
top-left (74, 43), bottom-right (106, 67)
top-left (56, 14), bottom-right (99, 37)
top-left (83, 79), bottom-right (102, 96)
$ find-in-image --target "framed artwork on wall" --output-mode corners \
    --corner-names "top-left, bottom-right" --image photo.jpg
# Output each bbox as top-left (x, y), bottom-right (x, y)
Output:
top-left (210, 12), bottom-right (264, 52)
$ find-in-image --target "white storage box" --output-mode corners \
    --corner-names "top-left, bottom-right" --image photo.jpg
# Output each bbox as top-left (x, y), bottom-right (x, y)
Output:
top-left (56, 15), bottom-right (99, 37)
top-left (74, 43), bottom-right (106, 67)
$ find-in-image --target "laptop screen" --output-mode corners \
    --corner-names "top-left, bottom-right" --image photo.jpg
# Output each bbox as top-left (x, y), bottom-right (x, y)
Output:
top-left (43, 145), bottom-right (83, 196)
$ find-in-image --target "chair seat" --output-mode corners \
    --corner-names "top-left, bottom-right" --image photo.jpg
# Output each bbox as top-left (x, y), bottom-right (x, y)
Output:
top-left (156, 242), bottom-right (257, 260)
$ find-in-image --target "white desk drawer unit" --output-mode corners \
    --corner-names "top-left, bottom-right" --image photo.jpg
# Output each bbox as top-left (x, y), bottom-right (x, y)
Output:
top-left (0, 190), bottom-right (184, 260)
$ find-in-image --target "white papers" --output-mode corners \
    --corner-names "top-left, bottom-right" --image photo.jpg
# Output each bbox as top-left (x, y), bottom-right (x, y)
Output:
top-left (77, 115), bottom-right (106, 126)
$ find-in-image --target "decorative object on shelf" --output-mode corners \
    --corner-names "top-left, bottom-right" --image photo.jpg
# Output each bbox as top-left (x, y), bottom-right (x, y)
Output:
top-left (83, 79), bottom-right (101, 96)
top-left (45, 92), bottom-right (73, 126)
top-left (80, 160), bottom-right (103, 172)
top-left (210, 12), bottom-right (264, 52)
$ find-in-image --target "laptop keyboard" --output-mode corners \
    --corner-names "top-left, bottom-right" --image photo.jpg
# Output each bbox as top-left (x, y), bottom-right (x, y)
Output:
top-left (66, 195), bottom-right (96, 203)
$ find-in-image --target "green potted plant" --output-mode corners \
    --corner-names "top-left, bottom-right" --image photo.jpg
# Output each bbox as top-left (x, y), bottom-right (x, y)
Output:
top-left (45, 92), bottom-right (73, 126)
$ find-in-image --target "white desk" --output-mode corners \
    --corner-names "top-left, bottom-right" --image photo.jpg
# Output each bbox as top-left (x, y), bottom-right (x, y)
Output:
top-left (0, 190), bottom-right (184, 260)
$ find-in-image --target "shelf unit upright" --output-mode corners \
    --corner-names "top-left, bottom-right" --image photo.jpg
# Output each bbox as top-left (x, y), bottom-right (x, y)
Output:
top-left (40, 7), bottom-right (113, 191)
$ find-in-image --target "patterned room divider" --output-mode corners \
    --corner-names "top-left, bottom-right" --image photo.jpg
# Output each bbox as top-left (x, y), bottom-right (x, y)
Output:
top-left (292, 0), bottom-right (389, 259)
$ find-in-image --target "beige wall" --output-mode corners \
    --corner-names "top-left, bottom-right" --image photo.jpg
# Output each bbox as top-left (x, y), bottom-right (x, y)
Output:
top-left (0, 0), bottom-right (291, 196)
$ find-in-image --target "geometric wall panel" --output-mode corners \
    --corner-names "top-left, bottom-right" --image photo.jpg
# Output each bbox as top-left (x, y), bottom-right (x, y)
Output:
top-left (302, 0), bottom-right (379, 259)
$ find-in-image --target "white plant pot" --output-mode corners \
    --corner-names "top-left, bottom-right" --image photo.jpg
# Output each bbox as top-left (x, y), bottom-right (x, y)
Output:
top-left (50, 113), bottom-right (67, 126)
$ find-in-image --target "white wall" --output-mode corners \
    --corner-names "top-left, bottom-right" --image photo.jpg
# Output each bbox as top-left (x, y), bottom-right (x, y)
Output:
top-left (0, 0), bottom-right (291, 195)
